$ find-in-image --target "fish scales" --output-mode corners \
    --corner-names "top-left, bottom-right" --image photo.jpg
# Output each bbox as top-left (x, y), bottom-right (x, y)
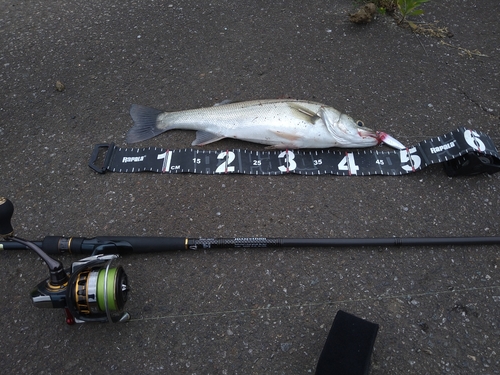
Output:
top-left (160, 100), bottom-right (327, 147)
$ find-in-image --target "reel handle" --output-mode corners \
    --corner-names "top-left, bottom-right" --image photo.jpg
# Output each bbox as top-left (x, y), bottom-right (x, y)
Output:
top-left (0, 197), bottom-right (14, 237)
top-left (0, 197), bottom-right (69, 286)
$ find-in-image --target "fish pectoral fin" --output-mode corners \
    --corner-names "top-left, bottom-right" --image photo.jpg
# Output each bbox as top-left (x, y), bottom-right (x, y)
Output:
top-left (192, 130), bottom-right (225, 146)
top-left (288, 103), bottom-right (320, 124)
top-left (271, 130), bottom-right (302, 142)
top-left (265, 144), bottom-right (289, 150)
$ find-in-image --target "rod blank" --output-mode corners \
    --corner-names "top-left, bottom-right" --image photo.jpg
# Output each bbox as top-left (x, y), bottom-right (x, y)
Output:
top-left (0, 235), bottom-right (499, 254)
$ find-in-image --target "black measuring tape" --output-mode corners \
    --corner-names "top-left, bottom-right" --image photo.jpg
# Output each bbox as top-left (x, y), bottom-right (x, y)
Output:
top-left (89, 128), bottom-right (500, 177)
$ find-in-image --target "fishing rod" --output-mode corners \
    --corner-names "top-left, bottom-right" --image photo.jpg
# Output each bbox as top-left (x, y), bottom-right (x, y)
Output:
top-left (1, 197), bottom-right (499, 325)
top-left (2, 233), bottom-right (500, 254)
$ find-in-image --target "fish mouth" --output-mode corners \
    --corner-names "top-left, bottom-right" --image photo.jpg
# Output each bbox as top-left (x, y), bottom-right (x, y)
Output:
top-left (356, 128), bottom-right (380, 146)
top-left (376, 131), bottom-right (406, 150)
top-left (356, 129), bottom-right (406, 149)
top-left (358, 128), bottom-right (377, 138)
top-left (357, 128), bottom-right (377, 139)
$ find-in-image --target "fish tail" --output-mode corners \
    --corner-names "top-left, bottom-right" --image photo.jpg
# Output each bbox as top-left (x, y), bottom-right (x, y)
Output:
top-left (126, 104), bottom-right (166, 143)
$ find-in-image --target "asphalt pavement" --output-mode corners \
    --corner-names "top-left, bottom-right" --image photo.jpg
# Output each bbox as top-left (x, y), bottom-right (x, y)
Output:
top-left (1, 1), bottom-right (499, 374)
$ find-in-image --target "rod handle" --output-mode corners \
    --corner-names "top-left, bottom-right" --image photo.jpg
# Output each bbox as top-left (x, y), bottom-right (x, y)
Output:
top-left (41, 236), bottom-right (188, 254)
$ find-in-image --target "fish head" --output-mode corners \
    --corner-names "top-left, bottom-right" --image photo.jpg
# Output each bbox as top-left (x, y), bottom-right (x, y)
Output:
top-left (321, 107), bottom-right (379, 147)
top-left (320, 107), bottom-right (406, 149)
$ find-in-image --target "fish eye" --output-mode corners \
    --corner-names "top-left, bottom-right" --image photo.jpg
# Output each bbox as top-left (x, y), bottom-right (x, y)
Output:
top-left (357, 120), bottom-right (364, 127)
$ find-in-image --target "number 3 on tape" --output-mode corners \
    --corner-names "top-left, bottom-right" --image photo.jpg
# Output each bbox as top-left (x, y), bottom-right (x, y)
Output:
top-left (278, 150), bottom-right (296, 173)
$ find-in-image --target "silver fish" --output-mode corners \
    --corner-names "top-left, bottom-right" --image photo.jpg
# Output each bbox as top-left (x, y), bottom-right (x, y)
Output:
top-left (126, 99), bottom-right (405, 149)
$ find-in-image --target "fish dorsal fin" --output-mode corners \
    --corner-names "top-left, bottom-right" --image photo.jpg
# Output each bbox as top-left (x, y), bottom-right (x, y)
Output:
top-left (192, 130), bottom-right (225, 146)
top-left (213, 99), bottom-right (233, 106)
top-left (288, 103), bottom-right (320, 124)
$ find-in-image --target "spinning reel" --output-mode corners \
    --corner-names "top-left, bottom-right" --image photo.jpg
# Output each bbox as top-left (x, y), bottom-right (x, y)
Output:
top-left (0, 198), bottom-right (130, 324)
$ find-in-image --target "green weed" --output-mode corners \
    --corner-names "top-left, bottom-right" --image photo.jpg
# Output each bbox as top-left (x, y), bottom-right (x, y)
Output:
top-left (362, 0), bottom-right (429, 22)
top-left (397, 0), bottom-right (429, 22)
top-left (353, 0), bottom-right (436, 33)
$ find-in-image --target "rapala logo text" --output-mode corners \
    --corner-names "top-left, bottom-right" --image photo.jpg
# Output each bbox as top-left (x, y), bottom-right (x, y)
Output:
top-left (430, 141), bottom-right (456, 154)
top-left (122, 156), bottom-right (146, 163)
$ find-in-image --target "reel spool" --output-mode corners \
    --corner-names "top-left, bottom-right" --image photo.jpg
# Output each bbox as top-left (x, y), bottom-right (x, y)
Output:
top-left (73, 264), bottom-right (127, 315)
top-left (65, 255), bottom-right (129, 323)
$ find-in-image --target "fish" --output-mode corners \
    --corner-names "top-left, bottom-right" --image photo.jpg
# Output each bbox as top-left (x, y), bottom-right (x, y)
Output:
top-left (126, 99), bottom-right (406, 150)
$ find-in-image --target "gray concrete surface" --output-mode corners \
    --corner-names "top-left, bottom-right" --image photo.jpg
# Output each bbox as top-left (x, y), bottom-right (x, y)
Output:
top-left (1, 0), bottom-right (499, 374)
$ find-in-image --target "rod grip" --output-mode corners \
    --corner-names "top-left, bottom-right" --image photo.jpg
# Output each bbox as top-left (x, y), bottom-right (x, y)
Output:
top-left (42, 236), bottom-right (68, 254)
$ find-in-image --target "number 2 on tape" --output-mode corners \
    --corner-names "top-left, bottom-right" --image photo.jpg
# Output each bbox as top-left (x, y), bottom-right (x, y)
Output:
top-left (215, 151), bottom-right (236, 173)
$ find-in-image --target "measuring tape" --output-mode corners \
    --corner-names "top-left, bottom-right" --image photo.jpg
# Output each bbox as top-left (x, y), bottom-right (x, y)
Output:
top-left (89, 128), bottom-right (500, 177)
